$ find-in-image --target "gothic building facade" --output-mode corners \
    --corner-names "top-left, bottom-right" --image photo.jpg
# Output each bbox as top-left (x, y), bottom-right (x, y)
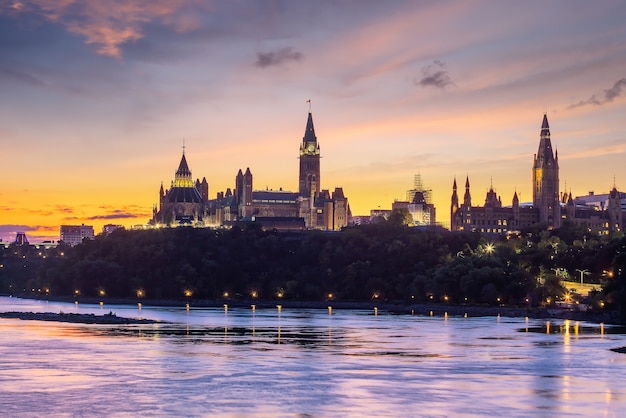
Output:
top-left (450, 115), bottom-right (623, 235)
top-left (153, 111), bottom-right (350, 231)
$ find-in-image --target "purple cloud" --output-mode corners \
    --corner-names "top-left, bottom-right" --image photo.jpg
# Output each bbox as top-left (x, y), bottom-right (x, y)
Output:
top-left (568, 78), bottom-right (626, 109)
top-left (255, 47), bottom-right (303, 68)
top-left (415, 60), bottom-right (454, 89)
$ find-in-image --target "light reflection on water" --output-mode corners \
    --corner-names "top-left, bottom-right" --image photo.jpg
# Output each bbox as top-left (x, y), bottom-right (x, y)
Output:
top-left (1, 297), bottom-right (626, 417)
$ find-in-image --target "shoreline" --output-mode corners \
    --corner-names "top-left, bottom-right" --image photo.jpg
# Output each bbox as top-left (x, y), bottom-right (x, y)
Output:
top-left (2, 294), bottom-right (623, 325)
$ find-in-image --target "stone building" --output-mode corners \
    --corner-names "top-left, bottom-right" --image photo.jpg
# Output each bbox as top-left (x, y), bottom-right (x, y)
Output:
top-left (450, 114), bottom-right (623, 235)
top-left (152, 152), bottom-right (206, 226)
top-left (155, 110), bottom-right (350, 231)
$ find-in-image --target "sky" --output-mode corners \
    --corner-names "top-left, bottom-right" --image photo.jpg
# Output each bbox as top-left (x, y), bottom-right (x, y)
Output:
top-left (1, 0), bottom-right (625, 242)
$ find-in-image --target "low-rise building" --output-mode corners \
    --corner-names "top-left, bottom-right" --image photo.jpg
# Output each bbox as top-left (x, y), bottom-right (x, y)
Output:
top-left (60, 224), bottom-right (94, 247)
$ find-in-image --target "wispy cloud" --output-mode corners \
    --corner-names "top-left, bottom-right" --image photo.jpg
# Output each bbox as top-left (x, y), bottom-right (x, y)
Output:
top-left (0, 66), bottom-right (47, 86)
top-left (0, 224), bottom-right (42, 234)
top-left (559, 140), bottom-right (626, 160)
top-left (255, 47), bottom-right (303, 68)
top-left (568, 78), bottom-right (626, 109)
top-left (415, 60), bottom-right (454, 89)
top-left (87, 212), bottom-right (147, 220)
top-left (86, 205), bottom-right (150, 221)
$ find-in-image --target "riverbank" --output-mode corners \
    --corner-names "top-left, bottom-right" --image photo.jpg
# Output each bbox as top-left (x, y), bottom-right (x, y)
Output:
top-left (4, 294), bottom-right (622, 325)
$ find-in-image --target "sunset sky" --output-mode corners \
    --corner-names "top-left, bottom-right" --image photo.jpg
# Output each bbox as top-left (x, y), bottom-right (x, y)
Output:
top-left (1, 0), bottom-right (625, 242)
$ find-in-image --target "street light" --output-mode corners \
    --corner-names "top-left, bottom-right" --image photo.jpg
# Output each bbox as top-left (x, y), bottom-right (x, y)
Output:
top-left (575, 269), bottom-right (589, 285)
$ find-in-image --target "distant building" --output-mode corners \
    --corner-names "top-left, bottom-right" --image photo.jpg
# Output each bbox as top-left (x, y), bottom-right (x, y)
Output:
top-left (102, 224), bottom-right (124, 235)
top-left (14, 232), bottom-right (29, 246)
top-left (367, 174), bottom-right (437, 226)
top-left (450, 114), bottom-right (623, 235)
top-left (369, 209), bottom-right (392, 221)
top-left (60, 224), bottom-right (95, 246)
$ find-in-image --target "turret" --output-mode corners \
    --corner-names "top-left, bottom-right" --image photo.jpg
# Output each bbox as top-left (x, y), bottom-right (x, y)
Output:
top-left (235, 169), bottom-right (244, 205)
top-left (450, 178), bottom-right (459, 227)
top-left (463, 176), bottom-right (471, 207)
top-left (608, 184), bottom-right (622, 232)
top-left (565, 192), bottom-right (576, 220)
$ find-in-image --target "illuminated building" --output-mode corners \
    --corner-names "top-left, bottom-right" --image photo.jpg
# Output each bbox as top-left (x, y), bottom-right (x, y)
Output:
top-left (450, 114), bottom-right (623, 235)
top-left (533, 114), bottom-right (561, 228)
top-left (60, 224), bottom-right (94, 246)
top-left (152, 152), bottom-right (206, 226)
top-left (369, 174), bottom-right (437, 226)
top-left (154, 110), bottom-right (350, 231)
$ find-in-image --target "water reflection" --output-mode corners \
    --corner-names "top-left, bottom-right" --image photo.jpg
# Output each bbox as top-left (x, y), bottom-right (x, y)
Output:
top-left (1, 297), bottom-right (626, 417)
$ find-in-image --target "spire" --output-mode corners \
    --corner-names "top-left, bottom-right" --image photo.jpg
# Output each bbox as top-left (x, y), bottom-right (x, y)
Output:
top-left (176, 154), bottom-right (191, 177)
top-left (303, 112), bottom-right (317, 144)
top-left (536, 114), bottom-right (556, 168)
top-left (463, 175), bottom-right (471, 206)
top-left (173, 152), bottom-right (194, 188)
top-left (451, 177), bottom-right (459, 207)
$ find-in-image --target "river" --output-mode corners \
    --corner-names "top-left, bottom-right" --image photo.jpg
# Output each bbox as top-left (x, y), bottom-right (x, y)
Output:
top-left (1, 296), bottom-right (625, 417)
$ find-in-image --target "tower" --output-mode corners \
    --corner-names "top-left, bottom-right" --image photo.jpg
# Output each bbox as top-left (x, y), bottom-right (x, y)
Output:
top-left (450, 178), bottom-right (459, 230)
top-left (299, 111), bottom-right (321, 198)
top-left (608, 184), bottom-right (622, 233)
top-left (237, 167), bottom-right (253, 217)
top-left (235, 169), bottom-right (244, 204)
top-left (532, 114), bottom-right (560, 228)
top-left (196, 177), bottom-right (209, 202)
top-left (512, 191), bottom-right (520, 230)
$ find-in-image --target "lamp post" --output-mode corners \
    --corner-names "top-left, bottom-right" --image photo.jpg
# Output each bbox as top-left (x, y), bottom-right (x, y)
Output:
top-left (575, 269), bottom-right (589, 285)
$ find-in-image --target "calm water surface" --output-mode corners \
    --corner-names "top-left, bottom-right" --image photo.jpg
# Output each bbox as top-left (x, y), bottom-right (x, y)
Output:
top-left (1, 296), bottom-right (625, 417)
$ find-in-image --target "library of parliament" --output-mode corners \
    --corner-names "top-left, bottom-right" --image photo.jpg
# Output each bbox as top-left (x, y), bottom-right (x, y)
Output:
top-left (151, 111), bottom-right (350, 231)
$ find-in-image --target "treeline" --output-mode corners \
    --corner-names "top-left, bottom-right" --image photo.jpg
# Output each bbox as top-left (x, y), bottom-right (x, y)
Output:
top-left (1, 219), bottom-right (625, 315)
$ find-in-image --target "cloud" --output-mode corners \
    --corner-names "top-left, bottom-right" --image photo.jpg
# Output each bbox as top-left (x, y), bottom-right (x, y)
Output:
top-left (87, 207), bottom-right (150, 220)
top-left (415, 60), bottom-right (454, 89)
top-left (568, 78), bottom-right (626, 109)
top-left (0, 224), bottom-right (41, 234)
top-left (6, 0), bottom-right (211, 58)
top-left (54, 205), bottom-right (75, 214)
top-left (255, 47), bottom-right (303, 68)
top-left (87, 212), bottom-right (146, 220)
top-left (559, 140), bottom-right (626, 160)
top-left (0, 224), bottom-right (57, 241)
top-left (0, 66), bottom-right (47, 86)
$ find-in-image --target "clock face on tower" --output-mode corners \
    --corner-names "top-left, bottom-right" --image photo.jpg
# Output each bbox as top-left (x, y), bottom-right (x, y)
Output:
top-left (307, 144), bottom-right (315, 153)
